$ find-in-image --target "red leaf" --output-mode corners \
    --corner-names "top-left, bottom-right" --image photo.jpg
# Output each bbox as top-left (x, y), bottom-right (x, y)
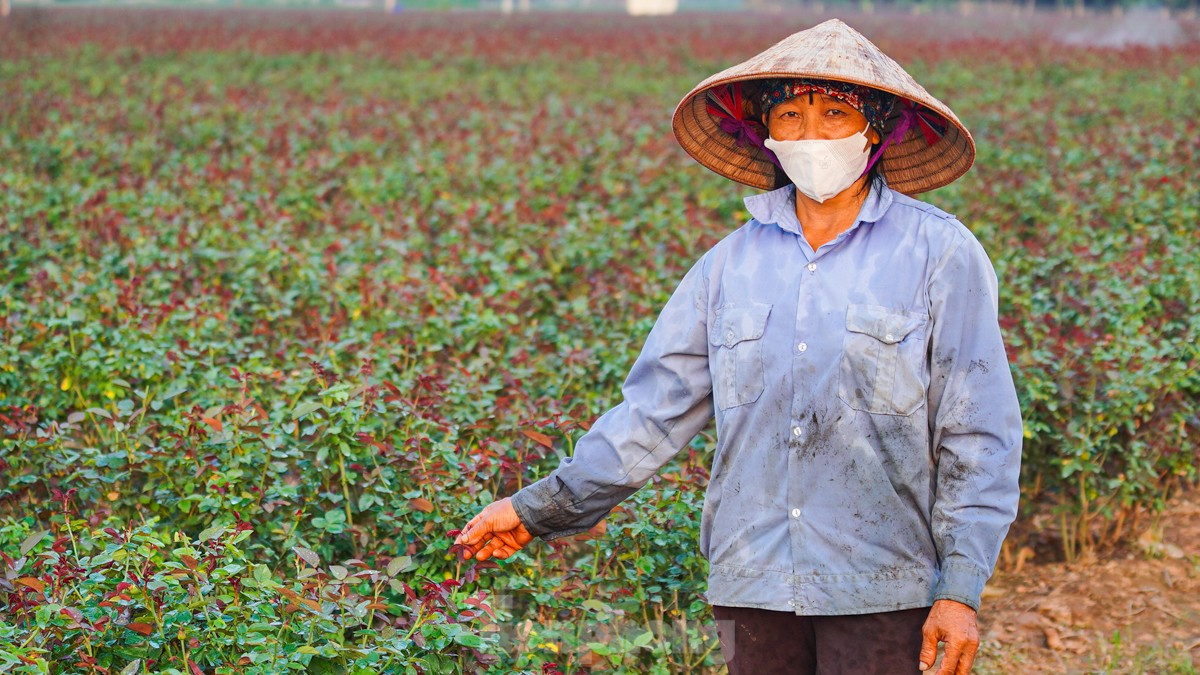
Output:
top-left (189, 659), bottom-right (205, 675)
top-left (408, 497), bottom-right (434, 513)
top-left (521, 429), bottom-right (554, 449)
top-left (59, 607), bottom-right (85, 628)
top-left (201, 417), bottom-right (223, 433)
top-left (465, 595), bottom-right (496, 619)
top-left (356, 432), bottom-right (388, 452)
top-left (127, 622), bottom-right (155, 636)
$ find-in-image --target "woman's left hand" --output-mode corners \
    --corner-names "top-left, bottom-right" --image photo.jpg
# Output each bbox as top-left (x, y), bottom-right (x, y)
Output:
top-left (918, 599), bottom-right (979, 674)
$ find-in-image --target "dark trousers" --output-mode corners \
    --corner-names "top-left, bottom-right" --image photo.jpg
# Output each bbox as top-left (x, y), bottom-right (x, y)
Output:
top-left (712, 604), bottom-right (930, 675)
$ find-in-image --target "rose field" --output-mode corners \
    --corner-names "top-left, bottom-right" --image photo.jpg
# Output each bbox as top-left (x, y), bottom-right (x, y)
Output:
top-left (1, 7), bottom-right (1199, 673)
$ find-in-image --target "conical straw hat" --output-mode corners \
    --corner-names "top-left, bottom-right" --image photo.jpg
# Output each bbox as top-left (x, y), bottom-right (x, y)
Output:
top-left (671, 19), bottom-right (975, 196)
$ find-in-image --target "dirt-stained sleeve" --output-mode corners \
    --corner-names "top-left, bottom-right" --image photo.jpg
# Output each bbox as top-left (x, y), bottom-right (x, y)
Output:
top-left (925, 230), bottom-right (1023, 611)
top-left (508, 251), bottom-right (715, 541)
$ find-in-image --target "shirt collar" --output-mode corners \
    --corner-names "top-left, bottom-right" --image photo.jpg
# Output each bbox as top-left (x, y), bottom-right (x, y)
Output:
top-left (743, 178), bottom-right (895, 236)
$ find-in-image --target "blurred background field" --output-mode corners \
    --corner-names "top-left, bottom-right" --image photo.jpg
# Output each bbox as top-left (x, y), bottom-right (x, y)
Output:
top-left (2, 6), bottom-right (1199, 674)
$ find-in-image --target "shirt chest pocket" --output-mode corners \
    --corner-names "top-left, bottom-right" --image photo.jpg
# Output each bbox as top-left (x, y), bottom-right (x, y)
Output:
top-left (838, 303), bottom-right (929, 416)
top-left (709, 302), bottom-right (772, 411)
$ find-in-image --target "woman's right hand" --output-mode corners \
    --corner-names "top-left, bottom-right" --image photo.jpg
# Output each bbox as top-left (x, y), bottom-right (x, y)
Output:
top-left (454, 497), bottom-right (534, 562)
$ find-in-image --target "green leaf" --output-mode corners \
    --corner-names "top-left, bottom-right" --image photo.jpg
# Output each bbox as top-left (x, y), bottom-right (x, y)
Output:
top-left (318, 383), bottom-right (353, 400)
top-left (19, 529), bottom-right (49, 557)
top-left (386, 555), bottom-right (413, 577)
top-left (293, 546), bottom-right (320, 568)
top-left (454, 633), bottom-right (483, 647)
top-left (633, 630), bottom-right (654, 648)
top-left (198, 525), bottom-right (226, 542)
top-left (292, 401), bottom-right (322, 419)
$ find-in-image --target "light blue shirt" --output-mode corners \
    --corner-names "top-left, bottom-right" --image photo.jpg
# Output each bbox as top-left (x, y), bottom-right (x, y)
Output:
top-left (509, 179), bottom-right (1023, 615)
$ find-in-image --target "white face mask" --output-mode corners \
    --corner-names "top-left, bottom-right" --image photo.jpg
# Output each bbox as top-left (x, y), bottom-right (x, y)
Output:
top-left (763, 123), bottom-right (872, 203)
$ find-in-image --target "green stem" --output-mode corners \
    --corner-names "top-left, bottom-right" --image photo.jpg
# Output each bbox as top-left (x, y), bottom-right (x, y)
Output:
top-left (359, 582), bottom-right (383, 648)
top-left (63, 512), bottom-right (80, 561)
top-left (285, 380), bottom-right (310, 417)
top-left (271, 598), bottom-right (289, 666)
top-left (687, 629), bottom-right (722, 670)
top-left (338, 447), bottom-right (354, 528)
top-left (402, 606), bottom-right (428, 642)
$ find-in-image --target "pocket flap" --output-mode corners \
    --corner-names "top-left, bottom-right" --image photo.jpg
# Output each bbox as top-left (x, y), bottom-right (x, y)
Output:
top-left (845, 304), bottom-right (927, 344)
top-left (710, 302), bottom-right (772, 347)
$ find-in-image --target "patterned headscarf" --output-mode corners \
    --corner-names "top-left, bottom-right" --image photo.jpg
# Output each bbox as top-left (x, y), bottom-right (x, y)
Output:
top-left (758, 77), bottom-right (898, 133)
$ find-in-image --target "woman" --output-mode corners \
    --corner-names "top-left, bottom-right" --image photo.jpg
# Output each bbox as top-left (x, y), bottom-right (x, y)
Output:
top-left (454, 19), bottom-right (1021, 675)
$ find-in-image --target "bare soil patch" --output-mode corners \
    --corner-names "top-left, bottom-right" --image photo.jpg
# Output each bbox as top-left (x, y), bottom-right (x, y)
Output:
top-left (974, 487), bottom-right (1200, 673)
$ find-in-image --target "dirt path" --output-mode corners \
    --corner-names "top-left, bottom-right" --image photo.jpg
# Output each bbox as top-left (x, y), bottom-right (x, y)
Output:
top-left (974, 487), bottom-right (1200, 673)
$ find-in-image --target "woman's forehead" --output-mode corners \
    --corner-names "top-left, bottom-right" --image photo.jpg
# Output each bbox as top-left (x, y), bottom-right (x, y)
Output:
top-left (772, 94), bottom-right (858, 110)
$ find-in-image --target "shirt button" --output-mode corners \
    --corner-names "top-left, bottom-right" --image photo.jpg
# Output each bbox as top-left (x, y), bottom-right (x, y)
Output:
top-left (791, 508), bottom-right (802, 518)
top-left (807, 263), bottom-right (817, 272)
top-left (797, 342), bottom-right (808, 353)
top-left (792, 426), bottom-right (803, 437)
top-left (726, 330), bottom-right (735, 341)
